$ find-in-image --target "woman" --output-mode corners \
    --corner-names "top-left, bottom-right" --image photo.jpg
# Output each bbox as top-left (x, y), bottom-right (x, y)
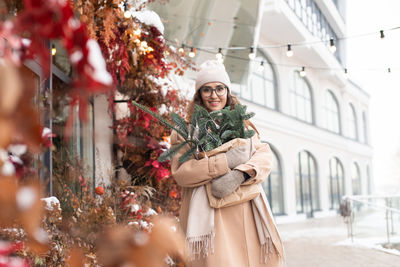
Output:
top-left (170, 60), bottom-right (285, 267)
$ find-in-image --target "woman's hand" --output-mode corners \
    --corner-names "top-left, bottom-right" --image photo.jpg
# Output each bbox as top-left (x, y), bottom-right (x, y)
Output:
top-left (225, 140), bottom-right (251, 169)
top-left (211, 170), bottom-right (245, 198)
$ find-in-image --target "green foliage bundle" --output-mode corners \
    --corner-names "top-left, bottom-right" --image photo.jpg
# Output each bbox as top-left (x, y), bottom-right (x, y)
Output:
top-left (131, 101), bottom-right (256, 164)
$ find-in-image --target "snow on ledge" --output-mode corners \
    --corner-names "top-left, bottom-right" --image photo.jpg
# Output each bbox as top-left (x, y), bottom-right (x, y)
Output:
top-left (41, 196), bottom-right (61, 211)
top-left (131, 10), bottom-right (164, 34)
top-left (335, 236), bottom-right (400, 257)
top-left (86, 39), bottom-right (113, 86)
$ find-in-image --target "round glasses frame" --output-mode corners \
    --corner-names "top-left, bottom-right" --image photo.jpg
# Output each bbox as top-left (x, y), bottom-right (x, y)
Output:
top-left (199, 85), bottom-right (228, 97)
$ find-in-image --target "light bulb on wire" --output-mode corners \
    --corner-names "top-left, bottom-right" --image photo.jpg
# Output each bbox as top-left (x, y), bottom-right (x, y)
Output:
top-left (189, 47), bottom-right (196, 58)
top-left (248, 47), bottom-right (256, 60)
top-left (216, 48), bottom-right (223, 60)
top-left (299, 66), bottom-right (306, 77)
top-left (344, 68), bottom-right (349, 79)
top-left (178, 44), bottom-right (185, 54)
top-left (51, 44), bottom-right (56, 56)
top-left (134, 28), bottom-right (141, 36)
top-left (329, 38), bottom-right (336, 53)
top-left (123, 2), bottom-right (131, 18)
top-left (258, 61), bottom-right (265, 72)
top-left (141, 41), bottom-right (148, 48)
top-left (286, 44), bottom-right (293, 57)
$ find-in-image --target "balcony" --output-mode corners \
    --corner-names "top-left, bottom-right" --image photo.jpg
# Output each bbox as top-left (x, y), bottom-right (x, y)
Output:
top-left (260, 0), bottom-right (346, 85)
top-left (284, 0), bottom-right (343, 64)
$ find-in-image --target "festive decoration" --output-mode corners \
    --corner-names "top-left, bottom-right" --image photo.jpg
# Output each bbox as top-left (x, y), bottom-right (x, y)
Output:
top-left (0, 0), bottom-right (113, 125)
top-left (72, 0), bottom-right (191, 219)
top-left (131, 100), bottom-right (255, 163)
top-left (95, 186), bottom-right (105, 195)
top-left (1, 0), bottom-right (189, 266)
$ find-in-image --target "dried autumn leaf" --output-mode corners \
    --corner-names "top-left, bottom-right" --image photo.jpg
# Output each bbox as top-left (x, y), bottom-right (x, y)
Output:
top-left (96, 216), bottom-right (185, 267)
top-left (0, 177), bottom-right (48, 253)
top-left (148, 216), bottom-right (185, 261)
top-left (0, 176), bottom-right (18, 227)
top-left (66, 247), bottom-right (85, 267)
top-left (0, 117), bottom-right (14, 149)
top-left (0, 60), bottom-right (22, 115)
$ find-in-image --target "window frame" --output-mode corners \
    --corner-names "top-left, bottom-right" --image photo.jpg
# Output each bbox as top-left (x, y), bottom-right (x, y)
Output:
top-left (290, 71), bottom-right (315, 124)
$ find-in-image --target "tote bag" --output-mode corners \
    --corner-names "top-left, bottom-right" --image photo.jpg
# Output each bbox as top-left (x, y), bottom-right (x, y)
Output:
top-left (199, 137), bottom-right (262, 208)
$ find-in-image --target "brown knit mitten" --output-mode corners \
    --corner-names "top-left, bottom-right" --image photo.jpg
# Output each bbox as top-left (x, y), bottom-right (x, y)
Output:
top-left (225, 140), bottom-right (251, 169)
top-left (211, 170), bottom-right (245, 198)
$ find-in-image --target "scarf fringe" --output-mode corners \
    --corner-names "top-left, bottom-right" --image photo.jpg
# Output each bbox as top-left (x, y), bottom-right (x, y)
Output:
top-left (260, 237), bottom-right (275, 263)
top-left (186, 231), bottom-right (215, 261)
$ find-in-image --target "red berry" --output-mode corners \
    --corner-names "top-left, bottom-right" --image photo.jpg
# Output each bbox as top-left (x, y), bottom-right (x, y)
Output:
top-left (95, 186), bottom-right (104, 195)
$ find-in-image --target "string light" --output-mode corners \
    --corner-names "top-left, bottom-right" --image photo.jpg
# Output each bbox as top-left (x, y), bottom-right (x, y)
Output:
top-left (344, 68), bottom-right (348, 79)
top-left (248, 47), bottom-right (256, 60)
top-left (184, 43), bottom-right (400, 74)
top-left (216, 48), bottom-right (223, 60)
top-left (170, 24), bottom-right (400, 74)
top-left (51, 44), bottom-right (56, 56)
top-left (141, 41), bottom-right (148, 48)
top-left (173, 25), bottom-right (400, 54)
top-left (134, 28), bottom-right (141, 36)
top-left (189, 47), bottom-right (196, 58)
top-left (329, 38), bottom-right (336, 53)
top-left (123, 2), bottom-right (131, 18)
top-left (286, 44), bottom-right (293, 57)
top-left (178, 44), bottom-right (185, 54)
top-left (299, 66), bottom-right (306, 77)
top-left (258, 61), bottom-right (265, 72)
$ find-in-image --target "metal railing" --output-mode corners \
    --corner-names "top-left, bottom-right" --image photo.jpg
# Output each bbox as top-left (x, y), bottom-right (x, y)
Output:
top-left (341, 195), bottom-right (400, 249)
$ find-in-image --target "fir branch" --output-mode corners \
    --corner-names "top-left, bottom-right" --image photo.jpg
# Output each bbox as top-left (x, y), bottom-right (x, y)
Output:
top-left (131, 100), bottom-right (187, 138)
top-left (170, 113), bottom-right (189, 136)
top-left (178, 145), bottom-right (197, 164)
top-left (131, 101), bottom-right (256, 164)
top-left (158, 141), bottom-right (188, 163)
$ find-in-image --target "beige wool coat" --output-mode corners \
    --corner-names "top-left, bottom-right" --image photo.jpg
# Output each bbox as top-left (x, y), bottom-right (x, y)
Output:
top-left (170, 130), bottom-right (285, 267)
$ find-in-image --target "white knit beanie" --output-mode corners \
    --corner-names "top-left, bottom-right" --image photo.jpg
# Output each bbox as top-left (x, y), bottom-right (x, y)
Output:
top-left (195, 60), bottom-right (231, 92)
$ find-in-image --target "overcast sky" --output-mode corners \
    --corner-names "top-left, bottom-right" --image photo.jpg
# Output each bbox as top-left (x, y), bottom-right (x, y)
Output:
top-left (346, 0), bottom-right (400, 193)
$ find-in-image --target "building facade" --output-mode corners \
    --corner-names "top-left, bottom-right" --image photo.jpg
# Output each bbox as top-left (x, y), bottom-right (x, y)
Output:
top-left (152, 0), bottom-right (373, 220)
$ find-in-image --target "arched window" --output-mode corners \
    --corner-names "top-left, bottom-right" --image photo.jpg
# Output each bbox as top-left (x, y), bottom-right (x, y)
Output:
top-left (249, 54), bottom-right (276, 109)
top-left (328, 157), bottom-right (344, 210)
top-left (290, 71), bottom-right (313, 123)
top-left (348, 104), bottom-right (358, 140)
top-left (361, 111), bottom-right (368, 144)
top-left (295, 150), bottom-right (319, 217)
top-left (262, 146), bottom-right (284, 215)
top-left (352, 162), bottom-right (362, 195)
top-left (323, 90), bottom-right (340, 133)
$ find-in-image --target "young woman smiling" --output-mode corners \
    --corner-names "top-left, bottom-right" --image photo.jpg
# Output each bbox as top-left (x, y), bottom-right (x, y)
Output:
top-left (170, 60), bottom-right (285, 267)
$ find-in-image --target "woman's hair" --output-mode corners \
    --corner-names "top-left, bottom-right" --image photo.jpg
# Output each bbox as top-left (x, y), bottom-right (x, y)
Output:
top-left (186, 88), bottom-right (257, 133)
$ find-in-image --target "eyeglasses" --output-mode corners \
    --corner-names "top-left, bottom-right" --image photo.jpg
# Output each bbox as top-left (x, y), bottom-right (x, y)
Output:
top-left (199, 85), bottom-right (228, 97)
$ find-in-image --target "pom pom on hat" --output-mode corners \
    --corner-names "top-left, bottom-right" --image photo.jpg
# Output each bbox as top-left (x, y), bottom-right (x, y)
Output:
top-left (195, 60), bottom-right (231, 91)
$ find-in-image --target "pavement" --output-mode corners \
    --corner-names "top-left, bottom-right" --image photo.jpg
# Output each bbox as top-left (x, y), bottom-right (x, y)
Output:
top-left (277, 216), bottom-right (400, 267)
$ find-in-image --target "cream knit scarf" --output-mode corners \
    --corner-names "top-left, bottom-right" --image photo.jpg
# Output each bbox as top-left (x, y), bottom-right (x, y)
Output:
top-left (186, 184), bottom-right (276, 263)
